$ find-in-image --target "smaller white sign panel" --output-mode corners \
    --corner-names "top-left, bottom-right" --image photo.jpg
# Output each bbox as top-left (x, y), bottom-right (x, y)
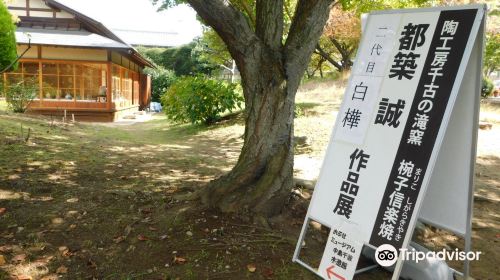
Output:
top-left (318, 229), bottom-right (363, 280)
top-left (333, 76), bottom-right (382, 144)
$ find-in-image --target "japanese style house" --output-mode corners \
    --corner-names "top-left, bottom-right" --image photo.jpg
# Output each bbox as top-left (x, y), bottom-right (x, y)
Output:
top-left (4, 0), bottom-right (153, 121)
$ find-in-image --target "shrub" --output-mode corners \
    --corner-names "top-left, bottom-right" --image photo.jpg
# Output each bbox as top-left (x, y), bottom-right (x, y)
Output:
top-left (161, 76), bottom-right (243, 125)
top-left (143, 66), bottom-right (177, 102)
top-left (0, 1), bottom-right (18, 71)
top-left (481, 77), bottom-right (494, 98)
top-left (5, 78), bottom-right (38, 113)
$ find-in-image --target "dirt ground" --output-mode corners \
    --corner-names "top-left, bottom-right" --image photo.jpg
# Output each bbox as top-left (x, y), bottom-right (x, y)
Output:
top-left (0, 80), bottom-right (498, 279)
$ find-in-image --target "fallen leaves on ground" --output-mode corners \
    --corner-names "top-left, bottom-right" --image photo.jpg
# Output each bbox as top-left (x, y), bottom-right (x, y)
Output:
top-left (56, 265), bottom-right (68, 274)
top-left (137, 234), bottom-right (149, 241)
top-left (113, 235), bottom-right (126, 243)
top-left (173, 256), bottom-right (187, 265)
top-left (262, 267), bottom-right (274, 278)
top-left (247, 263), bottom-right (256, 272)
top-left (148, 226), bottom-right (158, 231)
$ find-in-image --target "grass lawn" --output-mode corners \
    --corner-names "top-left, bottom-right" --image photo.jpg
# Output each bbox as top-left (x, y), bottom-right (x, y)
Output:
top-left (0, 80), bottom-right (498, 279)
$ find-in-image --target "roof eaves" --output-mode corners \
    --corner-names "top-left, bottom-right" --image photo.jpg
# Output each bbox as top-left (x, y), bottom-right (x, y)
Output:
top-left (44, 0), bottom-right (155, 68)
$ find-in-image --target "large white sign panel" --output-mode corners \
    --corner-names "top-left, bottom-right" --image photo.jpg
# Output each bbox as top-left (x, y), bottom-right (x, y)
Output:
top-left (294, 5), bottom-right (485, 280)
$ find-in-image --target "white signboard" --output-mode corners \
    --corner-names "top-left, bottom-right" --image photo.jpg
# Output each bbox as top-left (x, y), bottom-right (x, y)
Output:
top-left (294, 5), bottom-right (485, 280)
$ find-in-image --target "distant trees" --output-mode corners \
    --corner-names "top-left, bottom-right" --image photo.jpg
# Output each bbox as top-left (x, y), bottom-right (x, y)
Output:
top-left (0, 0), bottom-right (18, 72)
top-left (138, 42), bottom-right (217, 77)
top-left (313, 5), bottom-right (360, 73)
top-left (484, 33), bottom-right (499, 77)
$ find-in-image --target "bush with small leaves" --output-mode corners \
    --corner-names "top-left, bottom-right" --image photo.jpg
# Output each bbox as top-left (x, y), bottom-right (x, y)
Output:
top-left (161, 76), bottom-right (243, 125)
top-left (5, 78), bottom-right (38, 113)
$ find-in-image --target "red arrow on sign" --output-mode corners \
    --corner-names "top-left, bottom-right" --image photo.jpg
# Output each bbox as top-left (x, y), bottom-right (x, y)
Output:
top-left (325, 265), bottom-right (346, 280)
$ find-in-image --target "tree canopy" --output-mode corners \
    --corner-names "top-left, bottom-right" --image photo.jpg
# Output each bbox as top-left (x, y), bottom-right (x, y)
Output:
top-left (138, 43), bottom-right (216, 76)
top-left (0, 0), bottom-right (18, 72)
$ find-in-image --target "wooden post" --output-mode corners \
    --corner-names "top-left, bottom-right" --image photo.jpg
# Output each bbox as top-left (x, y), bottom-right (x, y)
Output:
top-left (38, 61), bottom-right (43, 105)
top-left (107, 63), bottom-right (112, 111)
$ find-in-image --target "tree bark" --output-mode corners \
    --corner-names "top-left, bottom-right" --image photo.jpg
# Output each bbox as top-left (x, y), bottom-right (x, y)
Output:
top-left (187, 0), bottom-right (334, 217)
top-left (202, 56), bottom-right (296, 216)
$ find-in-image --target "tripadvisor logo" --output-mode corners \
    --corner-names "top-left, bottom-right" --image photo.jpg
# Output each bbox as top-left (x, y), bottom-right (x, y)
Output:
top-left (375, 244), bottom-right (482, 267)
top-left (375, 244), bottom-right (398, 267)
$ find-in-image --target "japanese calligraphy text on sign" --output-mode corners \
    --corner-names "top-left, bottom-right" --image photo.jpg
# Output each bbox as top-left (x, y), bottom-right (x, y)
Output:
top-left (295, 5), bottom-right (484, 280)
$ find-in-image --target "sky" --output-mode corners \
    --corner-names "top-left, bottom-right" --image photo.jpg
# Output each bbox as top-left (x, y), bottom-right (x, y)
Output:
top-left (57, 0), bottom-right (203, 45)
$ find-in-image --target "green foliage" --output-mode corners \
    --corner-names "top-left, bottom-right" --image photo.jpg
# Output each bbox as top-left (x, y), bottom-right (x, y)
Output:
top-left (151, 0), bottom-right (185, 10)
top-left (161, 42), bottom-right (217, 76)
top-left (195, 29), bottom-right (232, 67)
top-left (0, 0), bottom-right (18, 72)
top-left (482, 77), bottom-right (494, 98)
top-left (143, 66), bottom-right (177, 102)
top-left (161, 76), bottom-right (243, 125)
top-left (136, 46), bottom-right (168, 66)
top-left (5, 78), bottom-right (38, 113)
top-left (138, 43), bottom-right (217, 77)
top-left (484, 33), bottom-right (500, 76)
top-left (340, 0), bottom-right (428, 12)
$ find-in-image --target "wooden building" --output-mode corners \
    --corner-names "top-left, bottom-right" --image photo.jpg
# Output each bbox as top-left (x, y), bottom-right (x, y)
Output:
top-left (3, 0), bottom-right (153, 121)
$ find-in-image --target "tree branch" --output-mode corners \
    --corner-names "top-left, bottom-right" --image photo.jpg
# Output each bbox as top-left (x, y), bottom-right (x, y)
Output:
top-left (329, 37), bottom-right (347, 58)
top-left (186, 0), bottom-right (259, 63)
top-left (256, 0), bottom-right (283, 50)
top-left (284, 0), bottom-right (335, 80)
top-left (315, 44), bottom-right (342, 71)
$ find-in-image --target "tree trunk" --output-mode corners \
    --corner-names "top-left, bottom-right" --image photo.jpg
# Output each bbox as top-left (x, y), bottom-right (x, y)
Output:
top-left (202, 54), bottom-right (298, 217)
top-left (187, 0), bottom-right (335, 217)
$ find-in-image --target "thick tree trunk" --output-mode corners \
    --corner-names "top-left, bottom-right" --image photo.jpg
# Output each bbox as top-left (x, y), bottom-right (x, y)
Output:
top-left (188, 0), bottom-right (335, 217)
top-left (202, 54), bottom-right (298, 217)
